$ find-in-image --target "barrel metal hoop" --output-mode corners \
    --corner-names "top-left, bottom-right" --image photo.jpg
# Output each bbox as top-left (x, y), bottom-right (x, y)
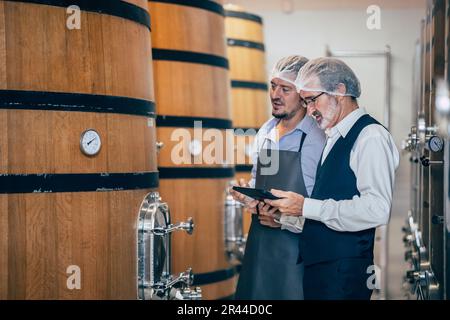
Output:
top-left (227, 38), bottom-right (265, 51)
top-left (234, 165), bottom-right (253, 173)
top-left (158, 167), bottom-right (235, 179)
top-left (11, 0), bottom-right (151, 30)
top-left (150, 0), bottom-right (224, 16)
top-left (156, 115), bottom-right (232, 129)
top-left (0, 172), bottom-right (159, 194)
top-left (224, 10), bottom-right (263, 24)
top-left (231, 80), bottom-right (268, 91)
top-left (192, 264), bottom-right (242, 286)
top-left (0, 90), bottom-right (156, 118)
top-left (152, 49), bottom-right (229, 69)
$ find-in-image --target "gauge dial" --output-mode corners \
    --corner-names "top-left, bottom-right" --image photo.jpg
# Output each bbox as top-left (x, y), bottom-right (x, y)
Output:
top-left (80, 129), bottom-right (101, 156)
top-left (428, 136), bottom-right (444, 153)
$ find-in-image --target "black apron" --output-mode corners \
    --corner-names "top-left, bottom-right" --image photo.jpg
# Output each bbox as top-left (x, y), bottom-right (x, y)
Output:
top-left (235, 133), bottom-right (308, 300)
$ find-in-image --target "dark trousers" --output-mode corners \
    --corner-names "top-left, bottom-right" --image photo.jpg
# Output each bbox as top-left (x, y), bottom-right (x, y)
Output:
top-left (303, 258), bottom-right (374, 300)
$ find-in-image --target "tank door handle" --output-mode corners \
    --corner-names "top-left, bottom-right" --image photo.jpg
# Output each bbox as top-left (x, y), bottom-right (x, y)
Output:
top-left (152, 217), bottom-right (194, 236)
top-left (137, 193), bottom-right (201, 300)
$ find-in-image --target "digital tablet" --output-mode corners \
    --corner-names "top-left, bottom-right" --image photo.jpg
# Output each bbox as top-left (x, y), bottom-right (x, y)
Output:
top-left (232, 186), bottom-right (282, 201)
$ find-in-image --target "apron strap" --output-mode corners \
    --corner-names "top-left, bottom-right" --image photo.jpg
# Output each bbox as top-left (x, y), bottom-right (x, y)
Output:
top-left (298, 132), bottom-right (307, 152)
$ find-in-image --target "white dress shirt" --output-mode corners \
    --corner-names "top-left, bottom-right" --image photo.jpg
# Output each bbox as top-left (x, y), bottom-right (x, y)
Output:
top-left (301, 108), bottom-right (400, 232)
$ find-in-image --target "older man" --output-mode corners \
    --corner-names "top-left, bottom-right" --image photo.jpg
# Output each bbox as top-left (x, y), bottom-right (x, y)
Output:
top-left (265, 58), bottom-right (399, 300)
top-left (230, 55), bottom-right (325, 300)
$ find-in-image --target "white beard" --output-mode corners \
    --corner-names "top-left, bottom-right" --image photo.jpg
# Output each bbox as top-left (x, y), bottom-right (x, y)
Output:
top-left (318, 98), bottom-right (339, 130)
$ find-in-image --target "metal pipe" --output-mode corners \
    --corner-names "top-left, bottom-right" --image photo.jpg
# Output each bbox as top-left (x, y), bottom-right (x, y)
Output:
top-left (420, 19), bottom-right (426, 116)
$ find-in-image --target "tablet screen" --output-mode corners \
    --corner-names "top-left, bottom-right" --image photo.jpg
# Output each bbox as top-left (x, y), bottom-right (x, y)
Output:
top-left (232, 186), bottom-right (282, 200)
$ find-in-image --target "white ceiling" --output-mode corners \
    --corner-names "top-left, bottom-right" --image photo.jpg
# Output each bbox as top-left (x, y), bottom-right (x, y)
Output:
top-left (225, 0), bottom-right (427, 11)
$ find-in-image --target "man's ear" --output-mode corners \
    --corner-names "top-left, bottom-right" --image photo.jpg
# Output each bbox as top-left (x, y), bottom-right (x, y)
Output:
top-left (336, 83), bottom-right (347, 95)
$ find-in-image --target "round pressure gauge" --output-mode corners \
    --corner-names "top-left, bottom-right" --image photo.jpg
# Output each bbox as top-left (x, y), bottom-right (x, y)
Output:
top-left (80, 129), bottom-right (102, 156)
top-left (427, 136), bottom-right (444, 153)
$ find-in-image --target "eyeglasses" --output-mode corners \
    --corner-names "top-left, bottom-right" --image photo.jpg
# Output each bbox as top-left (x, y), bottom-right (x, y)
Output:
top-left (301, 92), bottom-right (326, 108)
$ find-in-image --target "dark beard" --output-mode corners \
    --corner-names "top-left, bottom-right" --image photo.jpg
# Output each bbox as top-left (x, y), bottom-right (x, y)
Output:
top-left (272, 112), bottom-right (288, 119)
top-left (272, 108), bottom-right (298, 120)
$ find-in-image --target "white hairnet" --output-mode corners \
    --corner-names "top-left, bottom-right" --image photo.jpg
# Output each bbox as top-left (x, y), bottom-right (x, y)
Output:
top-left (295, 57), bottom-right (361, 98)
top-left (269, 55), bottom-right (309, 86)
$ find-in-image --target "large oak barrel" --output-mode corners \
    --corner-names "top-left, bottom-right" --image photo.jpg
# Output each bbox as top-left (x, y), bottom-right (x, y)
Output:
top-left (225, 4), bottom-right (269, 234)
top-left (0, 0), bottom-right (156, 299)
top-left (148, 0), bottom-right (237, 300)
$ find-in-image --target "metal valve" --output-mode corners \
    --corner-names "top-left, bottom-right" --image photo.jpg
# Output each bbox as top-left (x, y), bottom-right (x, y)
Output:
top-left (406, 268), bottom-right (440, 300)
top-left (417, 116), bottom-right (427, 145)
top-left (152, 217), bottom-right (194, 236)
top-left (402, 127), bottom-right (419, 152)
top-left (153, 268), bottom-right (194, 293)
top-left (137, 192), bottom-right (200, 300)
top-left (401, 137), bottom-right (412, 152)
top-left (420, 156), bottom-right (430, 167)
top-left (419, 156), bottom-right (443, 167)
top-left (403, 234), bottom-right (414, 245)
top-left (179, 287), bottom-right (202, 300)
top-left (406, 270), bottom-right (426, 285)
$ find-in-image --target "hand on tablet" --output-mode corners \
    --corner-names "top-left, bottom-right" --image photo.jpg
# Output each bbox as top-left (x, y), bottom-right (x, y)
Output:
top-left (263, 189), bottom-right (305, 216)
top-left (229, 178), bottom-right (259, 210)
top-left (257, 202), bottom-right (281, 228)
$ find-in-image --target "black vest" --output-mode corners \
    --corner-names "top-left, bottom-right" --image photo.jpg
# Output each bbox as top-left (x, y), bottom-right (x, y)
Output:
top-left (298, 114), bottom-right (384, 266)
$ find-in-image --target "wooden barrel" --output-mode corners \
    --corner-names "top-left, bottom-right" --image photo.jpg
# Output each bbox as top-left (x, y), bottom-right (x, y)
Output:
top-left (148, 0), bottom-right (237, 300)
top-left (225, 4), bottom-right (269, 234)
top-left (0, 0), bottom-right (156, 299)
